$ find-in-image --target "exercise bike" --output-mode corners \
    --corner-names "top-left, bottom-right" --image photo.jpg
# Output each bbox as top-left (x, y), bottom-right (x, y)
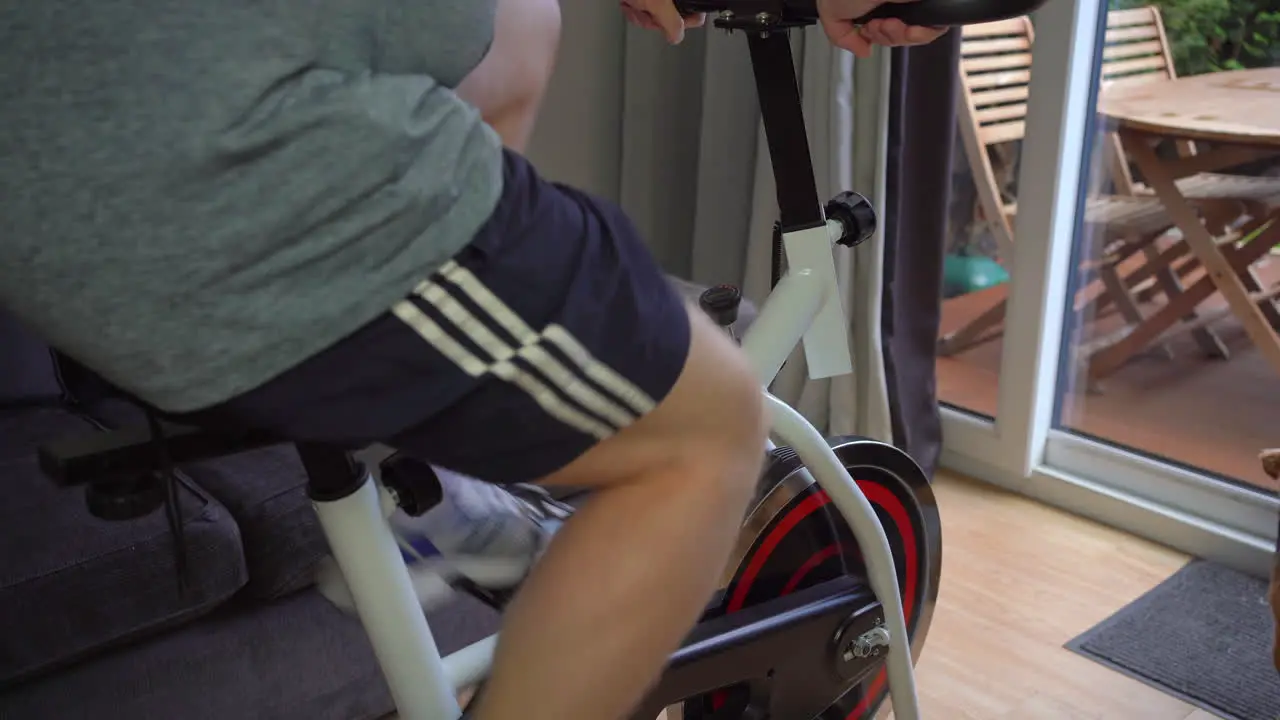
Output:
top-left (37, 0), bottom-right (1044, 717)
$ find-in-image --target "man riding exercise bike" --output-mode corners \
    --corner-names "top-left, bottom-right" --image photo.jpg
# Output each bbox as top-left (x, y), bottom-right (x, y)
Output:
top-left (0, 1), bottom-right (945, 718)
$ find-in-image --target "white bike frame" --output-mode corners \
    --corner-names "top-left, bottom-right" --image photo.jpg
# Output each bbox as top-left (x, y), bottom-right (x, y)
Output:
top-left (310, 216), bottom-right (922, 720)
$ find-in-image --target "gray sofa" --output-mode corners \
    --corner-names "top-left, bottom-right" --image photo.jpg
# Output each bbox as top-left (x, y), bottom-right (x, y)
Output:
top-left (0, 310), bottom-right (501, 720)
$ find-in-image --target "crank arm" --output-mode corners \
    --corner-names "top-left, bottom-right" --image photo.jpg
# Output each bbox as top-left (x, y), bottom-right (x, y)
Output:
top-left (629, 577), bottom-right (887, 720)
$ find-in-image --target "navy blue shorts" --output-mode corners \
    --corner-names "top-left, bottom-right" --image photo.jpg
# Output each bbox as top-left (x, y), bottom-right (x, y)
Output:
top-left (184, 150), bottom-right (692, 484)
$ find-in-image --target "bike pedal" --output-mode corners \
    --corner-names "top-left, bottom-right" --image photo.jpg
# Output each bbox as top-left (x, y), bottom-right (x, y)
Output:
top-left (452, 576), bottom-right (518, 612)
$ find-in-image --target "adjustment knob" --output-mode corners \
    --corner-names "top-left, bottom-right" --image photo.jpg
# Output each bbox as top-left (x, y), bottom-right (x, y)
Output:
top-left (826, 192), bottom-right (877, 248)
top-left (380, 453), bottom-right (444, 516)
top-left (698, 284), bottom-right (742, 329)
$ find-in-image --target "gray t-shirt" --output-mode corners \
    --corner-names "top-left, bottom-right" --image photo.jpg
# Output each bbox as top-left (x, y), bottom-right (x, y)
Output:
top-left (0, 0), bottom-right (504, 412)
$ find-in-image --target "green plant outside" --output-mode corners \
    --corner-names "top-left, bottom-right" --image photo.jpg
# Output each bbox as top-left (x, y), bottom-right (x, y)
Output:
top-left (1107, 0), bottom-right (1280, 76)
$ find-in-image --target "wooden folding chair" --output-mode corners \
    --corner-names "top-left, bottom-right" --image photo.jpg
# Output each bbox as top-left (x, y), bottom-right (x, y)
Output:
top-left (1080, 211), bottom-right (1280, 381)
top-left (942, 17), bottom-right (1178, 356)
top-left (1101, 7), bottom-right (1280, 207)
top-left (1097, 5), bottom-right (1280, 350)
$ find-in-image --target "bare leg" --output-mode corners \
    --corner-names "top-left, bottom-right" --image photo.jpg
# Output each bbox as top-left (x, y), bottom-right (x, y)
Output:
top-left (472, 305), bottom-right (768, 720)
top-left (456, 0), bottom-right (562, 153)
top-left (449, 5), bottom-right (766, 717)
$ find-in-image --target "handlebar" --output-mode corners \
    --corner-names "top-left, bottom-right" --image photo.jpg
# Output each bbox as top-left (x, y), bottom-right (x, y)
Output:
top-left (674, 0), bottom-right (1048, 27)
top-left (674, 0), bottom-right (1051, 236)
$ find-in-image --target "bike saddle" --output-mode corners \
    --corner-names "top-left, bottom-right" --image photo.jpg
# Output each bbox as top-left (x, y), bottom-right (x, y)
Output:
top-left (676, 0), bottom-right (1050, 28)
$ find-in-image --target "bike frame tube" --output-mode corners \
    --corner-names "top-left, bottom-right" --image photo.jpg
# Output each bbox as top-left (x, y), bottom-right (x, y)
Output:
top-left (740, 270), bottom-right (823, 386)
top-left (357, 212), bottom-right (922, 720)
top-left (444, 635), bottom-right (500, 690)
top-left (740, 220), bottom-right (847, 386)
top-left (766, 395), bottom-right (920, 720)
top-left (331, 20), bottom-right (926, 713)
top-left (746, 219), bottom-right (921, 719)
top-left (313, 478), bottom-right (461, 719)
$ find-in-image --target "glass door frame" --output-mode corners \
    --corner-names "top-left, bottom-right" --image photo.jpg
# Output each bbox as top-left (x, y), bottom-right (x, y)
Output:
top-left (937, 0), bottom-right (1279, 576)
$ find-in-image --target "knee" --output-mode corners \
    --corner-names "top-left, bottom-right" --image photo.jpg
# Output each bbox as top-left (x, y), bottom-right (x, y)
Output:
top-left (537, 311), bottom-right (766, 511)
top-left (716, 354), bottom-right (769, 460)
top-left (726, 383), bottom-right (768, 501)
top-left (704, 372), bottom-right (768, 517)
top-left (675, 323), bottom-right (769, 504)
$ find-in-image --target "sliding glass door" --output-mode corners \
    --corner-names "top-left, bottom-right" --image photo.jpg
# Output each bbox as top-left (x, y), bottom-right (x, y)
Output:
top-left (937, 0), bottom-right (1280, 574)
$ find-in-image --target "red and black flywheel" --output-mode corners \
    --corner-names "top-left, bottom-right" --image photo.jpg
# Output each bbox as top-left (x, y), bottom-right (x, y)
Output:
top-left (681, 436), bottom-right (942, 719)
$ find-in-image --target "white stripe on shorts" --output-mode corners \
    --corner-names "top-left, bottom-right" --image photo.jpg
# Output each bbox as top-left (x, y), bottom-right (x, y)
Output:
top-left (438, 261), bottom-right (657, 416)
top-left (389, 266), bottom-right (656, 439)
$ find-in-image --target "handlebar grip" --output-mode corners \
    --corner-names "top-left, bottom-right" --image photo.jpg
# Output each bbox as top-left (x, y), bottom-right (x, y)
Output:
top-left (674, 0), bottom-right (1047, 27)
top-left (858, 0), bottom-right (1046, 26)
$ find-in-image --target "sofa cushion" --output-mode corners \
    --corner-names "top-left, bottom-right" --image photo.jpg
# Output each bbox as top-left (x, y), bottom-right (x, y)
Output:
top-left (81, 397), bottom-right (329, 600)
top-left (182, 446), bottom-right (330, 600)
top-left (0, 313), bottom-right (64, 406)
top-left (0, 587), bottom-right (502, 720)
top-left (0, 407), bottom-right (248, 686)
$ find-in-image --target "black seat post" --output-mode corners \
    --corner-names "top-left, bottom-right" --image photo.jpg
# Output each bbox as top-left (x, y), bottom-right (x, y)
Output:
top-left (747, 30), bottom-right (826, 235)
top-left (294, 443), bottom-right (368, 502)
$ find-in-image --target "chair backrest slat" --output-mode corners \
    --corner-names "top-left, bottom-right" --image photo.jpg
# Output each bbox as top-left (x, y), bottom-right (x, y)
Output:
top-left (962, 16), bottom-right (1031, 38)
top-left (1100, 5), bottom-right (1184, 191)
top-left (956, 17), bottom-right (1037, 259)
top-left (954, 5), bottom-right (1182, 252)
top-left (960, 19), bottom-right (1036, 149)
top-left (1101, 6), bottom-right (1177, 87)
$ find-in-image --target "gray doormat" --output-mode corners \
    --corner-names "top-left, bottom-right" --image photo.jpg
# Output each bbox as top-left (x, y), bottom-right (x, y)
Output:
top-left (1066, 560), bottom-right (1280, 720)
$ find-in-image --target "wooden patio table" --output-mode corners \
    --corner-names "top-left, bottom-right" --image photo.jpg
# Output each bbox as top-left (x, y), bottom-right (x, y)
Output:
top-left (1094, 67), bottom-right (1280, 380)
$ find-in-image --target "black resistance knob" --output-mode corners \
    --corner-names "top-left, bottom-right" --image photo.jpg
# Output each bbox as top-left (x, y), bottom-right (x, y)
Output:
top-left (699, 284), bottom-right (742, 329)
top-left (826, 192), bottom-right (877, 248)
top-left (380, 453), bottom-right (445, 516)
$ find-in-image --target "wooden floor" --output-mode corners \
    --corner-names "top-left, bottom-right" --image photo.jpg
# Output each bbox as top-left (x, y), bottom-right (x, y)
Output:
top-left (937, 255), bottom-right (1280, 492)
top-left (879, 472), bottom-right (1216, 720)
